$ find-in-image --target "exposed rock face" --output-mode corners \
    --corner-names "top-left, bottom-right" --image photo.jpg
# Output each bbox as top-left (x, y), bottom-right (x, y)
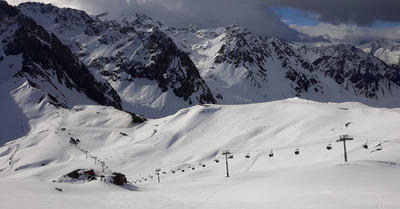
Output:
top-left (1, 1), bottom-right (122, 108)
top-left (15, 2), bottom-right (400, 112)
top-left (309, 44), bottom-right (400, 98)
top-left (115, 28), bottom-right (216, 104)
top-left (18, 2), bottom-right (217, 109)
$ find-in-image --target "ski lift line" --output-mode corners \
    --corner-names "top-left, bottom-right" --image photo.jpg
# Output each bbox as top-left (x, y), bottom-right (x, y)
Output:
top-left (352, 136), bottom-right (400, 142)
top-left (133, 135), bottom-right (397, 182)
top-left (230, 138), bottom-right (336, 154)
top-left (137, 135), bottom-right (364, 176)
top-left (134, 156), bottom-right (214, 178)
top-left (137, 138), bottom-right (334, 178)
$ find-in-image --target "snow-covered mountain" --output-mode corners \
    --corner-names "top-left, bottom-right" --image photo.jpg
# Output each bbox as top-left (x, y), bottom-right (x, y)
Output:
top-left (0, 1), bottom-right (121, 109)
top-left (14, 2), bottom-right (400, 118)
top-left (2, 2), bottom-right (400, 208)
top-left (18, 2), bottom-right (217, 118)
top-left (300, 44), bottom-right (400, 100)
top-left (359, 40), bottom-right (400, 68)
top-left (168, 24), bottom-right (324, 104)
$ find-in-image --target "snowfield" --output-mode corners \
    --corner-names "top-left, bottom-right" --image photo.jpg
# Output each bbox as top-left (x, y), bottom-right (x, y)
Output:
top-left (1, 93), bottom-right (400, 208)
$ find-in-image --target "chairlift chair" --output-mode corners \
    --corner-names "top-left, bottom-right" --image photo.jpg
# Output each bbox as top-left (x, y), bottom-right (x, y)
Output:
top-left (363, 141), bottom-right (369, 149)
top-left (294, 147), bottom-right (300, 155)
top-left (326, 143), bottom-right (332, 150)
top-left (228, 155), bottom-right (234, 159)
top-left (269, 150), bottom-right (274, 157)
top-left (202, 163), bottom-right (206, 167)
top-left (376, 144), bottom-right (382, 151)
top-left (245, 153), bottom-right (250, 158)
top-left (214, 159), bottom-right (220, 163)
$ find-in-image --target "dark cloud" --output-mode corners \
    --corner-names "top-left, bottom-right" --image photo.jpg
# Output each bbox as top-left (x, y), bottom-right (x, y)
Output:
top-left (266, 0), bottom-right (400, 26)
top-left (7, 0), bottom-right (306, 40)
top-left (7, 0), bottom-right (399, 42)
top-left (131, 0), bottom-right (304, 40)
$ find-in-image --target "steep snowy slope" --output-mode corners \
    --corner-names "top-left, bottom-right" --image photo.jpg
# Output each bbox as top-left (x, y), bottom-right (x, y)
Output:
top-left (167, 25), bottom-right (326, 104)
top-left (1, 97), bottom-right (400, 208)
top-left (299, 44), bottom-right (400, 106)
top-left (0, 2), bottom-right (121, 109)
top-left (168, 24), bottom-right (400, 107)
top-left (0, 1), bottom-right (128, 145)
top-left (18, 2), bottom-right (216, 118)
top-left (18, 2), bottom-right (400, 118)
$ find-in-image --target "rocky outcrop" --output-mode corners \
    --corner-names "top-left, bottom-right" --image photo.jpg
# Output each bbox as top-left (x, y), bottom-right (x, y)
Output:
top-left (1, 1), bottom-right (122, 108)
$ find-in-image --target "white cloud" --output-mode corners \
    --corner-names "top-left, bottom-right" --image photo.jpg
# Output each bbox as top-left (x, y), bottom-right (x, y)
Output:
top-left (291, 23), bottom-right (400, 44)
top-left (6, 0), bottom-right (400, 43)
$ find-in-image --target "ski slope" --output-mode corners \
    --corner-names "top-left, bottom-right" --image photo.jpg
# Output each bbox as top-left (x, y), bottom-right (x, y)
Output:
top-left (1, 97), bottom-right (400, 208)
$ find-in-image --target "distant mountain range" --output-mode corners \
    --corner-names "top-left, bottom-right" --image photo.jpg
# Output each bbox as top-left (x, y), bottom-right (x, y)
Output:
top-left (1, 1), bottom-right (400, 118)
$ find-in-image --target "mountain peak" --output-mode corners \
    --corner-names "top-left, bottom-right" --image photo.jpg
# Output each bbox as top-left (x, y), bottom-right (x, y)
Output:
top-left (1, 1), bottom-right (122, 109)
top-left (13, 2), bottom-right (400, 117)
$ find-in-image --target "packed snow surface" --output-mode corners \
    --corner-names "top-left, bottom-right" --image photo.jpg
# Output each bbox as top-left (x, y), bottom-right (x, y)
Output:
top-left (1, 97), bottom-right (400, 209)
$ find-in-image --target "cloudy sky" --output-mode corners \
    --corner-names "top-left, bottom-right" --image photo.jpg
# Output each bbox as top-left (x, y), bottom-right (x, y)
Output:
top-left (7, 0), bottom-right (400, 43)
